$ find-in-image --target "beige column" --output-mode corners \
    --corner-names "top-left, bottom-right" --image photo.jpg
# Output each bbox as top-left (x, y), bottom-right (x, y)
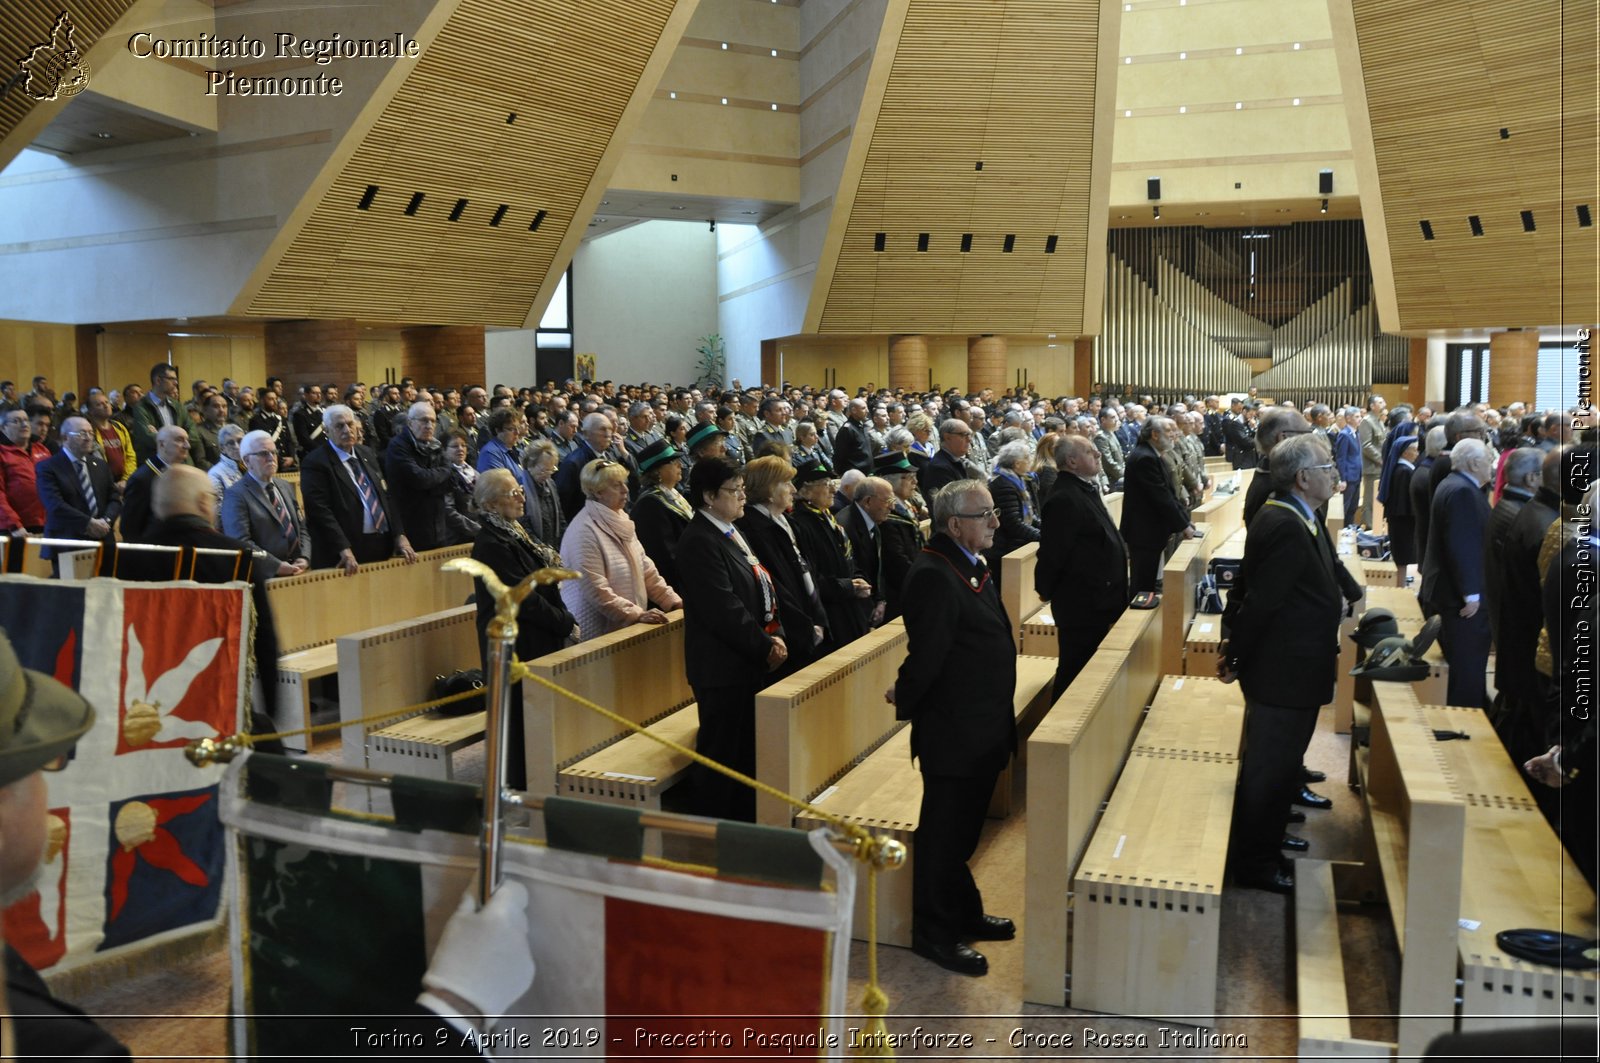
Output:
top-left (888, 335), bottom-right (929, 392)
top-left (1488, 329), bottom-right (1538, 407)
top-left (968, 335), bottom-right (1008, 395)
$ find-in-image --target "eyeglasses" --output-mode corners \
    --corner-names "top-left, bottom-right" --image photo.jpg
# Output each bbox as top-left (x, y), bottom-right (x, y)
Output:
top-left (42, 750), bottom-right (72, 772)
top-left (1307, 462), bottom-right (1337, 472)
top-left (719, 484), bottom-right (747, 495)
top-left (245, 450), bottom-right (278, 460)
top-left (954, 508), bottom-right (998, 520)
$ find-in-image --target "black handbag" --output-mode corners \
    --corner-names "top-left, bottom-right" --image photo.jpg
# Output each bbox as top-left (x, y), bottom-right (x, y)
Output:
top-left (1356, 531), bottom-right (1391, 560)
top-left (431, 669), bottom-right (485, 716)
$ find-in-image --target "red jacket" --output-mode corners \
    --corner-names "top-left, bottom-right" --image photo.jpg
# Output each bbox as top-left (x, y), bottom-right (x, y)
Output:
top-left (0, 441), bottom-right (51, 530)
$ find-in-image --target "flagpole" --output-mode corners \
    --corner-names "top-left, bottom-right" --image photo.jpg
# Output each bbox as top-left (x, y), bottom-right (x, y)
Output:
top-left (479, 604), bottom-right (515, 909)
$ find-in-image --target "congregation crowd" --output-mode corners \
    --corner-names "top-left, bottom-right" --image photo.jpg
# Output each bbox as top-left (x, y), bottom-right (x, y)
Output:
top-left (0, 363), bottom-right (1594, 981)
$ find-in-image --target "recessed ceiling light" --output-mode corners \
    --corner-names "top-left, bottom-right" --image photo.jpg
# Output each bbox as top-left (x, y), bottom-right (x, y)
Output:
top-left (720, 42), bottom-right (728, 50)
top-left (742, 210), bottom-right (758, 215)
top-left (669, 91), bottom-right (676, 99)
top-left (1118, 214), bottom-right (1130, 219)
top-left (670, 205), bottom-right (686, 211)
top-left (1179, 51), bottom-right (1187, 59)
top-left (1293, 42), bottom-right (1302, 50)
top-left (771, 103), bottom-right (778, 110)
top-left (1235, 101), bottom-right (1243, 109)
top-left (721, 97), bottom-right (728, 105)
top-left (1179, 106), bottom-right (1187, 113)
top-left (1277, 207), bottom-right (1292, 213)
top-left (1124, 56), bottom-right (1131, 64)
top-left (1236, 47), bottom-right (1244, 55)
top-left (602, 200), bottom-right (610, 205)
top-left (94, 132), bottom-right (113, 139)
top-left (771, 49), bottom-right (778, 56)
top-left (1196, 211), bottom-right (1209, 216)
top-left (1292, 98), bottom-right (1301, 106)
top-left (1124, 3), bottom-right (1131, 9)
top-left (1124, 109), bottom-right (1132, 117)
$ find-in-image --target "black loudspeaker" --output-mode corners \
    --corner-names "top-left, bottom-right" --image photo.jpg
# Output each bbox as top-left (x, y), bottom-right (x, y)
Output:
top-left (1147, 177), bottom-right (1161, 200)
top-left (1318, 170), bottom-right (1333, 195)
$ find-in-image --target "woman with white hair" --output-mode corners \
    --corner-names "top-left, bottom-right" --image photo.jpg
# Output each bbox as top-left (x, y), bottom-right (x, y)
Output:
top-left (559, 458), bottom-right (681, 640)
top-left (206, 423), bottom-right (246, 526)
top-left (985, 439), bottom-right (1041, 578)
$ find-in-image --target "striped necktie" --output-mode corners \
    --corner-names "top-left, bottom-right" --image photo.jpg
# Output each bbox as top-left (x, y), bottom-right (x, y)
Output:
top-left (267, 482), bottom-right (296, 546)
top-left (347, 456), bottom-right (388, 532)
top-left (76, 459), bottom-right (97, 514)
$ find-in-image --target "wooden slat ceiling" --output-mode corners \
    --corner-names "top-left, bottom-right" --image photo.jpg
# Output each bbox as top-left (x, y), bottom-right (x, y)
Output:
top-left (0, 1), bottom-right (141, 151)
top-left (1347, 0), bottom-right (1597, 331)
top-left (243, 0), bottom-right (689, 326)
top-left (808, 0), bottom-right (1113, 335)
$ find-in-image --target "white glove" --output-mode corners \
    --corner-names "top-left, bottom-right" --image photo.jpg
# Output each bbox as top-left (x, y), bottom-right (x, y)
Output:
top-left (419, 880), bottom-right (534, 1026)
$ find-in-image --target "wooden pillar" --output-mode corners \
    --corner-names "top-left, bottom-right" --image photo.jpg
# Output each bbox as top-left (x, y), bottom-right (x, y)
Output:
top-left (1073, 338), bottom-right (1094, 397)
top-left (266, 319), bottom-right (357, 398)
top-left (968, 335), bottom-right (1007, 395)
top-left (888, 335), bottom-right (929, 392)
top-left (401, 325), bottom-right (487, 391)
top-left (1407, 337), bottom-right (1427, 408)
top-left (1488, 329), bottom-right (1539, 407)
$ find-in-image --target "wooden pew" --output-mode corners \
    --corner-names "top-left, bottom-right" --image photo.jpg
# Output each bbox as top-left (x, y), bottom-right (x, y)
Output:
top-left (1021, 604), bottom-right (1164, 1005)
top-left (521, 612), bottom-right (696, 806)
top-left (1159, 539), bottom-right (1205, 676)
top-left (1360, 585), bottom-right (1449, 705)
top-left (754, 623), bottom-right (906, 828)
top-left (265, 545), bottom-right (473, 749)
top-left (1070, 674), bottom-right (1245, 1025)
top-left (1189, 484), bottom-right (1245, 560)
top-left (333, 606), bottom-right (481, 777)
top-left (1000, 542), bottom-right (1047, 653)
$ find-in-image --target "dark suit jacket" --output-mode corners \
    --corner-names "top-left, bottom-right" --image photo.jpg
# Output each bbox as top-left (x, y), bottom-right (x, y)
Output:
top-left (790, 501), bottom-right (870, 650)
top-left (917, 449), bottom-right (967, 500)
top-left (36, 448), bottom-right (121, 555)
top-left (1386, 461), bottom-right (1417, 567)
top-left (1420, 470), bottom-right (1490, 612)
top-left (221, 473), bottom-right (310, 568)
top-left (1499, 488), bottom-right (1561, 692)
top-left (1222, 498), bottom-right (1347, 709)
top-left (299, 441), bottom-right (405, 569)
top-left (119, 458), bottom-right (166, 543)
top-left (6, 945), bottom-right (130, 1058)
top-left (1036, 473), bottom-right (1129, 616)
top-left (554, 440), bottom-right (608, 522)
top-left (878, 504), bottom-right (924, 620)
top-left (675, 513), bottom-right (785, 689)
top-left (831, 417), bottom-right (876, 475)
top-left (835, 502), bottom-right (884, 617)
top-left (1409, 454), bottom-right (1436, 564)
top-left (632, 488), bottom-right (691, 590)
top-left (737, 506), bottom-right (827, 672)
top-left (1483, 486), bottom-right (1533, 647)
top-left (1120, 442), bottom-right (1191, 548)
top-left (892, 533), bottom-right (1017, 776)
top-left (986, 471), bottom-right (1040, 566)
top-left (383, 428), bottom-right (462, 552)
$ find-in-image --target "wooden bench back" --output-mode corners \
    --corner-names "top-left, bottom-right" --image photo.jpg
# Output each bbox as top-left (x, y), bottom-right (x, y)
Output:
top-left (1021, 604), bottom-right (1162, 1005)
top-left (334, 605), bottom-right (480, 769)
top-left (522, 612), bottom-right (693, 796)
top-left (1189, 485), bottom-right (1245, 560)
top-left (754, 622), bottom-right (908, 827)
top-left (1159, 538), bottom-right (1205, 675)
top-left (265, 544), bottom-right (473, 653)
top-left (1000, 542), bottom-right (1044, 652)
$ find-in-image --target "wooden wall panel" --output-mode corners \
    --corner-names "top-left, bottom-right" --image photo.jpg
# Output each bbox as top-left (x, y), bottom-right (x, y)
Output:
top-left (0, 320), bottom-right (79, 398)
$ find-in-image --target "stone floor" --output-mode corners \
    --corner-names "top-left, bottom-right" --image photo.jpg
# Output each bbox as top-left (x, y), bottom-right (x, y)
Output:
top-left (67, 703), bottom-right (1404, 1060)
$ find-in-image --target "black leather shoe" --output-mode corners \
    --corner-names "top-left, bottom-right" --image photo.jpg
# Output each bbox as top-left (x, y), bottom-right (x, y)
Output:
top-left (1301, 766), bottom-right (1327, 783)
top-left (1287, 809), bottom-right (1306, 824)
top-left (1295, 785), bottom-right (1333, 810)
top-left (963, 914), bottom-right (1015, 941)
top-left (1280, 834), bottom-right (1310, 852)
top-left (1235, 867), bottom-right (1295, 894)
top-left (912, 936), bottom-right (988, 976)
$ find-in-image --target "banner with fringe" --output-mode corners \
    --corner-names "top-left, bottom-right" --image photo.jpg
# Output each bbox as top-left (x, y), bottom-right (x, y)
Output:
top-left (220, 755), bottom-right (858, 1059)
top-left (0, 575), bottom-right (249, 977)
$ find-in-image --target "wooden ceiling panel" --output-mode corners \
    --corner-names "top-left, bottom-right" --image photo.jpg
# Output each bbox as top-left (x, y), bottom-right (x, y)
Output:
top-left (242, 0), bottom-right (693, 326)
top-left (1342, 0), bottom-right (1597, 331)
top-left (808, 0), bottom-right (1115, 335)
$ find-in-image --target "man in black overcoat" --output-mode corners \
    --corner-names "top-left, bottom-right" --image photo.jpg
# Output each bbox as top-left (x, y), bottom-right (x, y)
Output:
top-left (1119, 416), bottom-right (1194, 592)
top-left (887, 479), bottom-right (1017, 976)
top-left (1035, 435), bottom-right (1129, 701)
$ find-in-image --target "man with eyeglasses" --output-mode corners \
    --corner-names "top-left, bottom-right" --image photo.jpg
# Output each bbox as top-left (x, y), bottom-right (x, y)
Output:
top-left (222, 431), bottom-right (310, 576)
top-left (1218, 433), bottom-right (1353, 894)
top-left (36, 416), bottom-right (121, 573)
top-left (885, 479), bottom-right (1016, 977)
top-left (127, 361), bottom-right (195, 466)
top-left (300, 405), bottom-right (417, 574)
top-left (383, 400), bottom-right (472, 553)
top-left (918, 419), bottom-right (978, 500)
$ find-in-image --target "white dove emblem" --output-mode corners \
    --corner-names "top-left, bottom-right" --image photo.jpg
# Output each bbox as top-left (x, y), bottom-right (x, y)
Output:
top-left (121, 627), bottom-right (224, 745)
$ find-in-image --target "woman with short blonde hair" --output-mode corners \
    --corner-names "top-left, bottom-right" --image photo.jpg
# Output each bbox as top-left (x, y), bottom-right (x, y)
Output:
top-left (559, 458), bottom-right (681, 640)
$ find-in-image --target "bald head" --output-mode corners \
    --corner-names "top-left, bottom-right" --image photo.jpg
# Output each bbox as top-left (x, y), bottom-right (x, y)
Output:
top-left (152, 464), bottom-right (214, 522)
top-left (155, 424), bottom-right (191, 465)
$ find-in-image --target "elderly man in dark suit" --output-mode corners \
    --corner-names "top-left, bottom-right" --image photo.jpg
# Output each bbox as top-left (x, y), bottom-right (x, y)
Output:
top-left (299, 404), bottom-right (416, 574)
top-left (1420, 437), bottom-right (1495, 709)
top-left (836, 474), bottom-right (893, 628)
top-left (1036, 435), bottom-right (1129, 700)
top-left (1220, 433), bottom-right (1351, 894)
top-left (830, 397), bottom-right (877, 475)
top-left (221, 430), bottom-right (311, 577)
top-left (36, 415), bottom-right (121, 573)
top-left (1120, 416), bottom-right (1196, 593)
top-left (384, 400), bottom-right (474, 552)
top-left (120, 425), bottom-right (190, 544)
top-left (917, 418), bottom-right (976, 501)
top-left (887, 479), bottom-right (1016, 977)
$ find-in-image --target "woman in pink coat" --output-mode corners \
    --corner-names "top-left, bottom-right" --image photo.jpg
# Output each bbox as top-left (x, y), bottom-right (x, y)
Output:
top-left (559, 458), bottom-right (682, 640)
